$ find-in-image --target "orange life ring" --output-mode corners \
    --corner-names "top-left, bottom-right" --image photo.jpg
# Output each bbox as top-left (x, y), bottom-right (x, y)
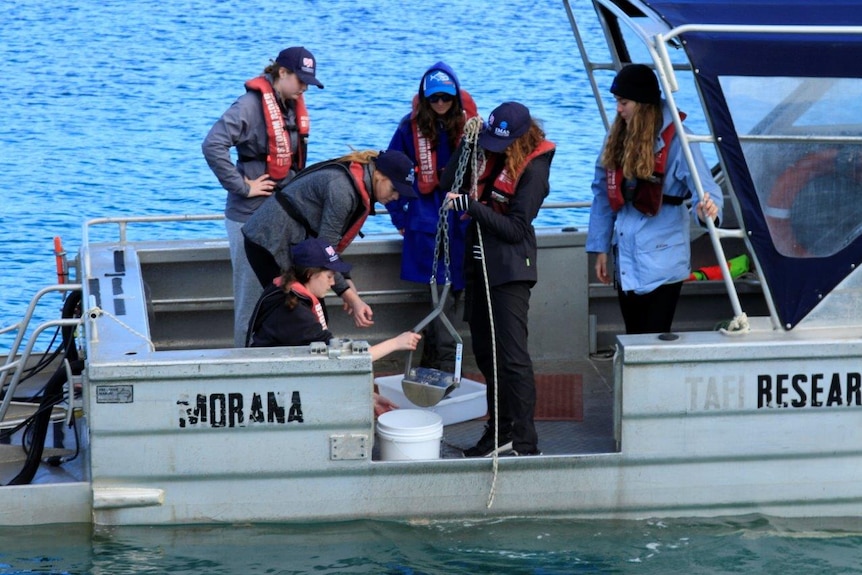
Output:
top-left (54, 236), bottom-right (68, 284)
top-left (765, 149), bottom-right (839, 257)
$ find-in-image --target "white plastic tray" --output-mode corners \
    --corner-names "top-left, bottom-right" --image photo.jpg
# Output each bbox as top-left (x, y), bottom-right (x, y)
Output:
top-left (374, 374), bottom-right (487, 426)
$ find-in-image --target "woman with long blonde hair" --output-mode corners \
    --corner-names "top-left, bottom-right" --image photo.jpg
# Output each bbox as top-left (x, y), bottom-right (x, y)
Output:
top-left (586, 64), bottom-right (722, 334)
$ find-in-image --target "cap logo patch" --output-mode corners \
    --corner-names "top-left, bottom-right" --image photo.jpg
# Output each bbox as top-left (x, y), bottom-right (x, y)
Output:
top-left (427, 71), bottom-right (451, 83)
top-left (494, 119), bottom-right (511, 138)
top-left (302, 57), bottom-right (315, 72)
top-left (406, 169), bottom-right (415, 185)
top-left (325, 245), bottom-right (339, 262)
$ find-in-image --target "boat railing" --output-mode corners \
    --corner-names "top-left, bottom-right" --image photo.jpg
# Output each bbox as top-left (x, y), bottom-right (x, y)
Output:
top-left (79, 205), bottom-right (592, 283)
top-left (0, 284), bottom-right (83, 426)
top-left (81, 214), bottom-right (226, 279)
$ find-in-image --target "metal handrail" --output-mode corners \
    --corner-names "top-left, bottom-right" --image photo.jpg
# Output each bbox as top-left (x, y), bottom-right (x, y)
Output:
top-left (0, 285), bottom-right (83, 392)
top-left (0, 316), bottom-right (84, 425)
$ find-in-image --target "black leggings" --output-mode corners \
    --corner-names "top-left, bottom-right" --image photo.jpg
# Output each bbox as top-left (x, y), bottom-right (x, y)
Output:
top-left (467, 278), bottom-right (538, 453)
top-left (617, 281), bottom-right (683, 335)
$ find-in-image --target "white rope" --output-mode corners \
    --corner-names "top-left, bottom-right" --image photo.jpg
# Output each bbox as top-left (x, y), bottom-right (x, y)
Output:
top-left (719, 312), bottom-right (750, 336)
top-left (87, 306), bottom-right (156, 351)
top-left (475, 222), bottom-right (502, 509)
top-left (446, 117), bottom-right (504, 508)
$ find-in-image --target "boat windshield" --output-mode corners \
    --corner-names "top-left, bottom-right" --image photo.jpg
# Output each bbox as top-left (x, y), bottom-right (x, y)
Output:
top-left (721, 75), bottom-right (862, 258)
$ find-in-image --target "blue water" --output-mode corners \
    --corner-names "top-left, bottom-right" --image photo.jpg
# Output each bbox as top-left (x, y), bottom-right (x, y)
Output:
top-left (0, 0), bottom-right (605, 343)
top-left (2, 1), bottom-right (860, 572)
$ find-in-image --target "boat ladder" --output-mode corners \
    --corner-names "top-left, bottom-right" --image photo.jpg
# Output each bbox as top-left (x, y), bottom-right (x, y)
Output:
top-left (0, 285), bottom-right (84, 465)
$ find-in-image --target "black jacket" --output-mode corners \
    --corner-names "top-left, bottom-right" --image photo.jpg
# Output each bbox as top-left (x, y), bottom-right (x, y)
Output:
top-left (246, 284), bottom-right (333, 348)
top-left (442, 147), bottom-right (554, 287)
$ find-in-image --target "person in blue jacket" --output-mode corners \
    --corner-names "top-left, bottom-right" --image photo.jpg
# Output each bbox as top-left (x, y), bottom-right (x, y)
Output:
top-left (386, 62), bottom-right (478, 373)
top-left (586, 64), bottom-right (722, 335)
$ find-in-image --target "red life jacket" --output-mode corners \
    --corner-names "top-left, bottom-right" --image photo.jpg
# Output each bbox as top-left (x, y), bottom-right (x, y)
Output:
top-left (475, 140), bottom-right (556, 214)
top-left (411, 90), bottom-right (479, 195)
top-left (334, 162), bottom-right (373, 253)
top-left (606, 113), bottom-right (686, 216)
top-left (244, 76), bottom-right (310, 180)
top-left (289, 281), bottom-right (327, 330)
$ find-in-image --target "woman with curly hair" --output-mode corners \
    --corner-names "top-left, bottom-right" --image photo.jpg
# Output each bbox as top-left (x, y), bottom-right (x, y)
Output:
top-left (587, 64), bottom-right (722, 335)
top-left (444, 101), bottom-right (556, 457)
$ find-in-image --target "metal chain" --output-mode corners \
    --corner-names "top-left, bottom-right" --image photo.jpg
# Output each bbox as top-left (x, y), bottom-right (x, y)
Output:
top-left (430, 117), bottom-right (485, 285)
top-left (430, 200), bottom-right (451, 285)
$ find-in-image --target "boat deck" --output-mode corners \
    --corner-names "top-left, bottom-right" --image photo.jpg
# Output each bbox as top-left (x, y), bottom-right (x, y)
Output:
top-left (400, 354), bottom-right (616, 459)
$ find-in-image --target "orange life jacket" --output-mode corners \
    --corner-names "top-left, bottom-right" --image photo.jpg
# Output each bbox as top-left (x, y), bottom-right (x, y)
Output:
top-left (289, 282), bottom-right (327, 330)
top-left (475, 140), bottom-right (556, 214)
top-left (244, 76), bottom-right (310, 180)
top-left (411, 90), bottom-right (479, 194)
top-left (334, 162), bottom-right (373, 253)
top-left (606, 113), bottom-right (686, 216)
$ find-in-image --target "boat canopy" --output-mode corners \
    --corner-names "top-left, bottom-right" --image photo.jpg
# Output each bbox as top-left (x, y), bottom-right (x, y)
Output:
top-left (572, 0), bottom-right (862, 329)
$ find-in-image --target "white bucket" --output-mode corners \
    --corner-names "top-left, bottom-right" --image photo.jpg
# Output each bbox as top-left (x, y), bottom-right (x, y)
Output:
top-left (376, 409), bottom-right (443, 461)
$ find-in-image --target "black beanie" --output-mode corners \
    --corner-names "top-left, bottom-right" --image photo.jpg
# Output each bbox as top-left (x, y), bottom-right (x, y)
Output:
top-left (610, 64), bottom-right (661, 105)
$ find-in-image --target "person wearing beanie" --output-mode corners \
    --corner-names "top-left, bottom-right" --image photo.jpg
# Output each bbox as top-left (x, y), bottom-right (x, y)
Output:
top-left (586, 63), bottom-right (723, 334)
top-left (246, 238), bottom-right (421, 418)
top-left (442, 101), bottom-right (556, 458)
top-left (241, 149), bottom-right (417, 330)
top-left (203, 46), bottom-right (324, 347)
top-left (385, 62), bottom-right (479, 374)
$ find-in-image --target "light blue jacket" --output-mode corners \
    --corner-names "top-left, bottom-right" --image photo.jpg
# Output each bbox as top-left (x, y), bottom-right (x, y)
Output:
top-left (585, 103), bottom-right (723, 294)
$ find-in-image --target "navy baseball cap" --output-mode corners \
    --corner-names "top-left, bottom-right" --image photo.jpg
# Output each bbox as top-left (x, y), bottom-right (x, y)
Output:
top-left (478, 101), bottom-right (531, 153)
top-left (276, 46), bottom-right (324, 89)
top-left (374, 150), bottom-right (417, 198)
top-left (290, 238), bottom-right (352, 273)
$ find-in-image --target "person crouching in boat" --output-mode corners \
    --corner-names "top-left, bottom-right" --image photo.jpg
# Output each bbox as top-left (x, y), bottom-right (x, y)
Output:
top-left (242, 149), bottom-right (417, 331)
top-left (586, 64), bottom-right (722, 335)
top-left (444, 102), bottom-right (555, 457)
top-left (246, 237), bottom-right (422, 417)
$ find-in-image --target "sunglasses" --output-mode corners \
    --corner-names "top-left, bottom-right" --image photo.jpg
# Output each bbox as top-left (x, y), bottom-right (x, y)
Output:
top-left (427, 93), bottom-right (455, 104)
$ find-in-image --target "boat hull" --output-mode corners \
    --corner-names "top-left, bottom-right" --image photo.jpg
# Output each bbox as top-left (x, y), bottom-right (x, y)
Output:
top-left (83, 315), bottom-right (862, 525)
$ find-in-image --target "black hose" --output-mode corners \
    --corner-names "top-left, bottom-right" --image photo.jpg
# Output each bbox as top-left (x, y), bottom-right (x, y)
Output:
top-left (6, 289), bottom-right (82, 485)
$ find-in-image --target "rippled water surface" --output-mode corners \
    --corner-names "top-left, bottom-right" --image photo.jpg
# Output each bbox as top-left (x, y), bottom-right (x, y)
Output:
top-left (2, 516), bottom-right (862, 574)
top-left (0, 0), bottom-right (607, 340)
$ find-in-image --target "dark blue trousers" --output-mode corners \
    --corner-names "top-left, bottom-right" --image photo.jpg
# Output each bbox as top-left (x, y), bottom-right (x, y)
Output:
top-left (466, 277), bottom-right (538, 453)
